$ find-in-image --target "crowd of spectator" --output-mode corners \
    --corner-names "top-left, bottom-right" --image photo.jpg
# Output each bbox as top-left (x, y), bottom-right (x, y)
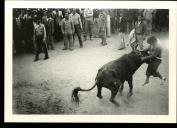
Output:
top-left (13, 8), bottom-right (169, 57)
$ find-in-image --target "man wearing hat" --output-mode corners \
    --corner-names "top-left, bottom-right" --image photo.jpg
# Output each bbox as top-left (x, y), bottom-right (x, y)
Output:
top-left (33, 16), bottom-right (49, 62)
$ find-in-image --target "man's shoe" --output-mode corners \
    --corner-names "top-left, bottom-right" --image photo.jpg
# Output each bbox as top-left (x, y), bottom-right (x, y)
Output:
top-left (102, 43), bottom-right (107, 46)
top-left (118, 47), bottom-right (125, 50)
top-left (142, 80), bottom-right (149, 86)
top-left (62, 48), bottom-right (67, 50)
top-left (162, 77), bottom-right (166, 81)
top-left (44, 56), bottom-right (49, 60)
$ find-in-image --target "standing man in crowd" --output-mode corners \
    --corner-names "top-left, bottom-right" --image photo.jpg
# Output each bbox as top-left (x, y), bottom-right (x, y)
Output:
top-left (61, 12), bottom-right (75, 51)
top-left (98, 9), bottom-right (107, 46)
top-left (46, 13), bottom-right (55, 50)
top-left (33, 16), bottom-right (49, 62)
top-left (109, 9), bottom-right (117, 34)
top-left (106, 10), bottom-right (111, 37)
top-left (13, 11), bottom-right (23, 54)
top-left (25, 11), bottom-right (34, 53)
top-left (42, 11), bottom-right (48, 30)
top-left (70, 9), bottom-right (83, 48)
top-left (83, 8), bottom-right (94, 41)
top-left (143, 9), bottom-right (154, 35)
top-left (117, 10), bottom-right (127, 50)
top-left (131, 14), bottom-right (147, 53)
top-left (93, 9), bottom-right (100, 38)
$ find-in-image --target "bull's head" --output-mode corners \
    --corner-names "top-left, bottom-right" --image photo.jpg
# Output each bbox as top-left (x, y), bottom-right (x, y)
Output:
top-left (131, 50), bottom-right (151, 64)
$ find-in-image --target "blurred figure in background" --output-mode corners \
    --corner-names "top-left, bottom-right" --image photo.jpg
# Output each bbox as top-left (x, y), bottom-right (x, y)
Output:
top-left (117, 10), bottom-right (127, 50)
top-left (109, 9), bottom-right (117, 34)
top-left (70, 9), bottom-right (83, 48)
top-left (143, 9), bottom-right (154, 35)
top-left (106, 10), bottom-right (111, 37)
top-left (61, 12), bottom-right (75, 51)
top-left (46, 13), bottom-right (55, 50)
top-left (13, 11), bottom-right (22, 54)
top-left (83, 8), bottom-right (94, 41)
top-left (93, 9), bottom-right (100, 38)
top-left (55, 9), bottom-right (63, 41)
top-left (131, 14), bottom-right (147, 53)
top-left (25, 11), bottom-right (34, 53)
top-left (98, 9), bottom-right (107, 46)
top-left (42, 11), bottom-right (48, 31)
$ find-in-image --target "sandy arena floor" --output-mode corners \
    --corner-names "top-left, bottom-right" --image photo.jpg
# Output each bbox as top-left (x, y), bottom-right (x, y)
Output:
top-left (13, 32), bottom-right (169, 115)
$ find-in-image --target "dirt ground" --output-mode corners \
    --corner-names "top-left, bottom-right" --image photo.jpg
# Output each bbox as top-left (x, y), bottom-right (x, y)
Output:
top-left (13, 31), bottom-right (169, 115)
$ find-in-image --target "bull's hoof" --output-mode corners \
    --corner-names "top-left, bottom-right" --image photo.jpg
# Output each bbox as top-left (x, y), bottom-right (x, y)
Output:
top-left (109, 99), bottom-right (120, 106)
top-left (142, 81), bottom-right (149, 86)
top-left (97, 94), bottom-right (103, 99)
top-left (127, 92), bottom-right (133, 98)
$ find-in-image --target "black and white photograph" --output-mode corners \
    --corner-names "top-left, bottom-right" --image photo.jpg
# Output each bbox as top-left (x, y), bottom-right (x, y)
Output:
top-left (5, 1), bottom-right (177, 123)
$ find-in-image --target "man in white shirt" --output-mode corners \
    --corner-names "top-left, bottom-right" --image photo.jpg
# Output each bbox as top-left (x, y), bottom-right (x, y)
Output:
top-left (70, 9), bottom-right (83, 48)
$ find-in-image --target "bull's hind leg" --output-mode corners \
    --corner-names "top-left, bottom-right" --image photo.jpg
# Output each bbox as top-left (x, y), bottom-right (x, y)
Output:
top-left (109, 89), bottom-right (119, 106)
top-left (119, 83), bottom-right (124, 96)
top-left (109, 83), bottom-right (120, 105)
top-left (127, 77), bottom-right (133, 98)
top-left (97, 84), bottom-right (103, 99)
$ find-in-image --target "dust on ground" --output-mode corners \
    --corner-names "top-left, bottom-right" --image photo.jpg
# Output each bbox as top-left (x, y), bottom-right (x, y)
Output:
top-left (13, 32), bottom-right (169, 115)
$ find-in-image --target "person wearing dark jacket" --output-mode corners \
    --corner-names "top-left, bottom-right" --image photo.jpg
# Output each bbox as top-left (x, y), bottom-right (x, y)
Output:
top-left (118, 11), bottom-right (127, 50)
top-left (46, 13), bottom-right (55, 50)
top-left (141, 36), bottom-right (166, 86)
top-left (13, 12), bottom-right (23, 54)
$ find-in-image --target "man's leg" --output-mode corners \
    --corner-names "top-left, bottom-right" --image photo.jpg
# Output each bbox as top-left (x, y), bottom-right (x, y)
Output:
top-left (76, 25), bottom-right (83, 47)
top-left (84, 20), bottom-right (88, 41)
top-left (152, 60), bottom-right (166, 81)
top-left (89, 20), bottom-right (93, 40)
top-left (63, 34), bottom-right (68, 50)
top-left (50, 34), bottom-right (55, 50)
top-left (102, 30), bottom-right (107, 46)
top-left (118, 33), bottom-right (125, 50)
top-left (34, 37), bottom-right (40, 62)
top-left (68, 34), bottom-right (74, 50)
top-left (41, 38), bottom-right (49, 59)
top-left (142, 75), bottom-right (150, 86)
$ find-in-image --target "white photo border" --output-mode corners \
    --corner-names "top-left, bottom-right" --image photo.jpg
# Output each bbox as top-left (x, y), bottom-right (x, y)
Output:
top-left (5, 0), bottom-right (177, 123)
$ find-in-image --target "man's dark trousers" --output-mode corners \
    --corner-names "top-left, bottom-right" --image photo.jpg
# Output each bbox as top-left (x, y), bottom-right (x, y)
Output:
top-left (73, 24), bottom-right (83, 47)
top-left (35, 35), bottom-right (49, 59)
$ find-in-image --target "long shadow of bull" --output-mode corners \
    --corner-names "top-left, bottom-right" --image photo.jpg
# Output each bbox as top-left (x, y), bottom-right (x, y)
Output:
top-left (71, 51), bottom-right (150, 105)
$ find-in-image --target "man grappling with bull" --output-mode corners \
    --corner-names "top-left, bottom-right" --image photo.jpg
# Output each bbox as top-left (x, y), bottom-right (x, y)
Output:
top-left (141, 36), bottom-right (166, 86)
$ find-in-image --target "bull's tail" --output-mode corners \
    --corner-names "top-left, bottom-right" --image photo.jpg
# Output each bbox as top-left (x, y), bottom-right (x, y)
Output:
top-left (71, 81), bottom-right (97, 103)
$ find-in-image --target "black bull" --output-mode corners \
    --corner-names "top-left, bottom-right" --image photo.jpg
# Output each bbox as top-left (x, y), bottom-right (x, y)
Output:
top-left (71, 51), bottom-right (150, 104)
